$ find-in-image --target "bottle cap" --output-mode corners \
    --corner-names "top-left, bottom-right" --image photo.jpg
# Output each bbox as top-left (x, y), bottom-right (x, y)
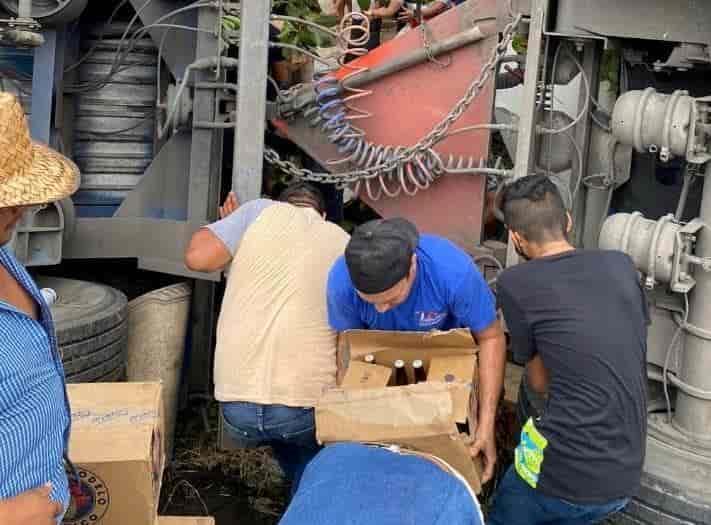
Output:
top-left (412, 359), bottom-right (423, 368)
top-left (394, 359), bottom-right (405, 368)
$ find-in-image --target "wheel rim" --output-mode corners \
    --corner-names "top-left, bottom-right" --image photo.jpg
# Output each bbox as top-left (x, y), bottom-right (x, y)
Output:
top-left (0, 0), bottom-right (88, 23)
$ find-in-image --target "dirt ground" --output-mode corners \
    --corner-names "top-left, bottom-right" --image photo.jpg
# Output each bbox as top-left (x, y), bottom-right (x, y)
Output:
top-left (159, 402), bottom-right (288, 525)
top-left (158, 398), bottom-right (519, 524)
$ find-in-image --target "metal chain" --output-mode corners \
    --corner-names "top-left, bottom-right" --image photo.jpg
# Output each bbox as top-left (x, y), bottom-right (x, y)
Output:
top-left (265, 14), bottom-right (522, 186)
top-left (420, 20), bottom-right (452, 68)
top-left (279, 82), bottom-right (305, 105)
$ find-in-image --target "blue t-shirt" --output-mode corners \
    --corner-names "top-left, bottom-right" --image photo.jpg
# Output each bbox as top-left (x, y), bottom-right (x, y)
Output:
top-left (327, 235), bottom-right (496, 333)
top-left (279, 443), bottom-right (483, 525)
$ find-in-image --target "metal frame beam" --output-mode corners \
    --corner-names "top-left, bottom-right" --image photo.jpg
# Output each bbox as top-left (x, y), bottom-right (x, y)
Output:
top-left (571, 40), bottom-right (601, 245)
top-left (184, 6), bottom-right (224, 398)
top-left (30, 29), bottom-right (56, 143)
top-left (505, 0), bottom-right (547, 267)
top-left (187, 7), bottom-right (223, 223)
top-left (232, 0), bottom-right (270, 201)
top-left (62, 217), bottom-right (219, 281)
top-left (674, 166), bottom-right (711, 440)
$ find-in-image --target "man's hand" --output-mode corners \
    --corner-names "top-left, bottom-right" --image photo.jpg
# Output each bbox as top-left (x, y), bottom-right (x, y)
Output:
top-left (470, 320), bottom-right (506, 485)
top-left (0, 484), bottom-right (63, 525)
top-left (219, 192), bottom-right (239, 219)
top-left (334, 0), bottom-right (347, 19)
top-left (469, 425), bottom-right (497, 484)
top-left (397, 7), bottom-right (413, 22)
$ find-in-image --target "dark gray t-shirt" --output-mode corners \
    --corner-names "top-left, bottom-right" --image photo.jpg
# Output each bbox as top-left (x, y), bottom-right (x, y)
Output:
top-left (498, 249), bottom-right (649, 504)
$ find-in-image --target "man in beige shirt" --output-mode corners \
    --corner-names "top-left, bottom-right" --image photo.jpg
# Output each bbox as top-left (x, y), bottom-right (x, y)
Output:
top-left (185, 183), bottom-right (349, 491)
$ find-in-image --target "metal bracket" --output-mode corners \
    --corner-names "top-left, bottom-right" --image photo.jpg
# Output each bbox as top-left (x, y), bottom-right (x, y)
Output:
top-left (660, 90), bottom-right (688, 163)
top-left (0, 16), bottom-right (43, 47)
top-left (8, 203), bottom-right (66, 266)
top-left (671, 218), bottom-right (705, 293)
top-left (687, 96), bottom-right (711, 164)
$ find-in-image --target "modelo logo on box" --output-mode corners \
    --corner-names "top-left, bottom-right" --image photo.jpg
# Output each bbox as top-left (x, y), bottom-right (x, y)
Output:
top-left (63, 467), bottom-right (110, 525)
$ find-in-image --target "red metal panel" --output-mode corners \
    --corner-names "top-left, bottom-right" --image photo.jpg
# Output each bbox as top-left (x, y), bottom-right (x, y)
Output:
top-left (276, 0), bottom-right (497, 249)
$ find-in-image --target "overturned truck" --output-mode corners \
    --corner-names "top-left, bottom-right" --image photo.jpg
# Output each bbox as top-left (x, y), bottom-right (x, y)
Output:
top-left (0, 0), bottom-right (710, 522)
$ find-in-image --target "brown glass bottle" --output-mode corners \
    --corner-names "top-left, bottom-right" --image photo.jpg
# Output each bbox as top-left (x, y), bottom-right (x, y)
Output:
top-left (412, 360), bottom-right (427, 383)
top-left (394, 360), bottom-right (408, 386)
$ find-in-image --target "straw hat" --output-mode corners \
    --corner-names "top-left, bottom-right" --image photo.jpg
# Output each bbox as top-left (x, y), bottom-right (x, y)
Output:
top-left (0, 92), bottom-right (79, 208)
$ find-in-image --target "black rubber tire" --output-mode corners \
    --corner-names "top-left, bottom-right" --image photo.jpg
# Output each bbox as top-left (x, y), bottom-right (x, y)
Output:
top-left (94, 364), bottom-right (126, 383)
top-left (36, 276), bottom-right (127, 344)
top-left (66, 348), bottom-right (126, 384)
top-left (60, 322), bottom-right (125, 362)
top-left (35, 276), bottom-right (128, 384)
top-left (62, 334), bottom-right (126, 377)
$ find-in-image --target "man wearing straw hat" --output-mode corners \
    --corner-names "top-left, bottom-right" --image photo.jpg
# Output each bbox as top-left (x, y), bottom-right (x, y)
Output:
top-left (0, 93), bottom-right (80, 524)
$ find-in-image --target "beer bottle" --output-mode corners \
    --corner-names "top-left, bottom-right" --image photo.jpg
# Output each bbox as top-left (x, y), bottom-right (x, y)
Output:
top-left (364, 354), bottom-right (376, 364)
top-left (394, 360), bottom-right (408, 386)
top-left (412, 359), bottom-right (427, 383)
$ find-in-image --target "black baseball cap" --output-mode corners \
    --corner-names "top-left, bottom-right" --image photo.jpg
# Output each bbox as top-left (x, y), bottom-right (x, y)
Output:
top-left (345, 218), bottom-right (420, 294)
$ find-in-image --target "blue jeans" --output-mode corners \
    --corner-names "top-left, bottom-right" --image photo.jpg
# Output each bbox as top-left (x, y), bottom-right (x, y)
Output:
top-left (487, 467), bottom-right (629, 525)
top-left (279, 443), bottom-right (483, 525)
top-left (221, 402), bottom-right (320, 490)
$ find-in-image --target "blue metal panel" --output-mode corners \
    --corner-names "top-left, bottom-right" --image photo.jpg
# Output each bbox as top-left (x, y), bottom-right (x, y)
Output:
top-left (30, 29), bottom-right (56, 143)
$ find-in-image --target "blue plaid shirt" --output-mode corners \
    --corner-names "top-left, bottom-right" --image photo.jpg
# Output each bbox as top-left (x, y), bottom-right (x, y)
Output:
top-left (0, 247), bottom-right (70, 510)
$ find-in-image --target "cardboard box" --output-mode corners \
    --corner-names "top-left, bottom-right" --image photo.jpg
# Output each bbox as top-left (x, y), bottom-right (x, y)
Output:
top-left (340, 360), bottom-right (393, 389)
top-left (428, 355), bottom-right (477, 384)
top-left (156, 518), bottom-right (215, 525)
top-left (317, 329), bottom-right (482, 493)
top-left (64, 383), bottom-right (165, 525)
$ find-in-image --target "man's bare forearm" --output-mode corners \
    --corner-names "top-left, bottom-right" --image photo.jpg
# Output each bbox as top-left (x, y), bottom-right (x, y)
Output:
top-left (422, 2), bottom-right (447, 19)
top-left (477, 327), bottom-right (507, 433)
top-left (373, 0), bottom-right (404, 17)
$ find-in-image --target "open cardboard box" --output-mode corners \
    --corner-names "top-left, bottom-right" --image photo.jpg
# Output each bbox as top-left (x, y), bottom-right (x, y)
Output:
top-left (64, 382), bottom-right (165, 525)
top-left (316, 329), bottom-right (482, 493)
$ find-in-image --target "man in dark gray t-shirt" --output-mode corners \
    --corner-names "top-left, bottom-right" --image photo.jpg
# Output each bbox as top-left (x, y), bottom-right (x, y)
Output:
top-left (488, 175), bottom-right (649, 525)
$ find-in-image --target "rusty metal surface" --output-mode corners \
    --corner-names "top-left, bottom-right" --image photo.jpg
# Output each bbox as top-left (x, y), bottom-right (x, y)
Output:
top-left (277, 0), bottom-right (498, 248)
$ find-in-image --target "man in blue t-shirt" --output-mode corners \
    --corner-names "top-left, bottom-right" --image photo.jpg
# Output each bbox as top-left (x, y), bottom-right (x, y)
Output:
top-left (327, 218), bottom-right (506, 483)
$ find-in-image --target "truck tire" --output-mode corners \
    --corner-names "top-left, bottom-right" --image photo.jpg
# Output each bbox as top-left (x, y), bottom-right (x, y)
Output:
top-left (35, 276), bottom-right (128, 384)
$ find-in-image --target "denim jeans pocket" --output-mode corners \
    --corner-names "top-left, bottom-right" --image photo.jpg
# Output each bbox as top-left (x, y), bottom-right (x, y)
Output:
top-left (221, 413), bottom-right (262, 448)
top-left (265, 408), bottom-right (316, 445)
top-left (280, 424), bottom-right (316, 442)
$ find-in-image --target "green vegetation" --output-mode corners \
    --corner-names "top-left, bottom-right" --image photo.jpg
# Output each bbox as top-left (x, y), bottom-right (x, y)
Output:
top-left (273, 0), bottom-right (337, 59)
